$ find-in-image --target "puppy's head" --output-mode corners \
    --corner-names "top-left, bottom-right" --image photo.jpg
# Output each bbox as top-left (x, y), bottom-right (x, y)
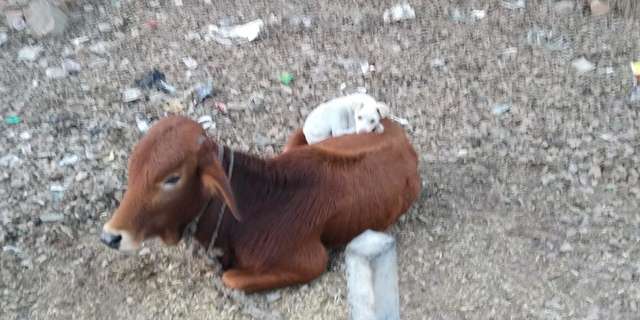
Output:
top-left (355, 102), bottom-right (388, 134)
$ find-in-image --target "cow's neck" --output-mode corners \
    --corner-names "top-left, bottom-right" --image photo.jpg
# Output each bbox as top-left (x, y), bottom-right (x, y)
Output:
top-left (195, 143), bottom-right (310, 266)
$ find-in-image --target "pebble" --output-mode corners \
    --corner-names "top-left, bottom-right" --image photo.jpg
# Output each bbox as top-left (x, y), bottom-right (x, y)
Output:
top-left (97, 22), bottom-right (112, 33)
top-left (71, 36), bottom-right (89, 47)
top-left (40, 213), bottom-right (64, 223)
top-left (139, 247), bottom-right (151, 256)
top-left (470, 10), bottom-right (486, 20)
top-left (58, 155), bottom-right (79, 166)
top-left (62, 59), bottom-right (81, 74)
top-left (383, 3), bottom-right (416, 23)
top-left (75, 171), bottom-right (89, 182)
top-left (45, 67), bottom-right (67, 79)
top-left (135, 117), bottom-right (150, 133)
top-left (0, 32), bottom-right (7, 46)
top-left (0, 154), bottom-right (21, 167)
top-left (122, 88), bottom-right (143, 103)
top-left (197, 115), bottom-right (214, 130)
top-left (559, 242), bottom-right (573, 253)
top-left (182, 57), bottom-right (198, 70)
top-left (572, 58), bottom-right (595, 74)
top-left (17, 46), bottom-right (43, 62)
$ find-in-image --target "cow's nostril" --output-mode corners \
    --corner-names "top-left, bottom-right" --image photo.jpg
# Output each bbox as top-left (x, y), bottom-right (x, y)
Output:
top-left (100, 232), bottom-right (122, 249)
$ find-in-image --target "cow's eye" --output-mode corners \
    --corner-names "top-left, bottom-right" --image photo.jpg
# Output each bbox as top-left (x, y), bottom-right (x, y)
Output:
top-left (162, 175), bottom-right (181, 189)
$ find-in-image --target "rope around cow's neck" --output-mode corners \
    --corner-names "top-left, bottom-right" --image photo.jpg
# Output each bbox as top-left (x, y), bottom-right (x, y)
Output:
top-left (182, 142), bottom-right (235, 263)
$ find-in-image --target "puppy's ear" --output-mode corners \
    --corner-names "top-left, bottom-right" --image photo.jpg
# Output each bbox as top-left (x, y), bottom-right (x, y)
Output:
top-left (376, 102), bottom-right (390, 118)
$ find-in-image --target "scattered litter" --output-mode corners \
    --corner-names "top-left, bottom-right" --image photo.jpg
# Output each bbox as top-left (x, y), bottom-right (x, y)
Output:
top-left (62, 59), bottom-right (81, 74)
top-left (19, 131), bottom-right (31, 140)
top-left (24, 0), bottom-right (68, 37)
top-left (5, 115), bottom-right (22, 125)
top-left (629, 86), bottom-right (640, 103)
top-left (279, 72), bottom-right (294, 86)
top-left (2, 245), bottom-right (21, 254)
top-left (336, 58), bottom-right (371, 75)
top-left (0, 32), bottom-right (7, 46)
top-left (501, 0), bottom-right (526, 10)
top-left (449, 7), bottom-right (465, 22)
top-left (122, 88), bottom-right (143, 103)
top-left (59, 155), bottom-right (79, 166)
top-left (526, 26), bottom-right (571, 53)
top-left (50, 184), bottom-right (66, 193)
top-left (5, 10), bottom-right (27, 31)
top-left (383, 3), bottom-right (416, 23)
top-left (185, 32), bottom-right (201, 41)
top-left (71, 36), bottom-right (89, 47)
top-left (0, 154), bottom-right (21, 167)
top-left (40, 213), bottom-right (64, 223)
top-left (470, 10), bottom-right (486, 20)
top-left (145, 19), bottom-right (159, 31)
top-left (182, 57), bottom-right (198, 70)
top-left (97, 22), bottom-right (113, 33)
top-left (553, 1), bottom-right (575, 15)
top-left (492, 103), bottom-right (511, 115)
top-left (89, 41), bottom-right (110, 56)
top-left (288, 15), bottom-right (313, 29)
top-left (590, 0), bottom-right (609, 16)
top-left (500, 47), bottom-right (518, 57)
top-left (135, 115), bottom-right (150, 133)
top-left (388, 115), bottom-right (410, 126)
top-left (17, 46), bottom-right (43, 62)
top-left (45, 67), bottom-right (67, 79)
top-left (214, 101), bottom-right (227, 113)
top-left (192, 80), bottom-right (214, 105)
top-left (135, 69), bottom-right (176, 95)
top-left (197, 115), bottom-right (214, 130)
top-left (572, 57), bottom-right (595, 74)
top-left (205, 19), bottom-right (264, 45)
top-left (430, 58), bottom-right (446, 69)
top-left (559, 242), bottom-right (573, 253)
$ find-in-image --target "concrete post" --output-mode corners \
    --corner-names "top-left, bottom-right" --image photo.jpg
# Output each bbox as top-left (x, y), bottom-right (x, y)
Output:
top-left (346, 229), bottom-right (400, 320)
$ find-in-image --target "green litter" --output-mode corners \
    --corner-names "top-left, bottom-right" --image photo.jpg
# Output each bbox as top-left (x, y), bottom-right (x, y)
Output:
top-left (5, 115), bottom-right (21, 125)
top-left (279, 72), bottom-right (294, 86)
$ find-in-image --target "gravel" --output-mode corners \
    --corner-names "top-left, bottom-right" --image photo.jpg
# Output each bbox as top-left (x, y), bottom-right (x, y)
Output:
top-left (1, 0), bottom-right (640, 319)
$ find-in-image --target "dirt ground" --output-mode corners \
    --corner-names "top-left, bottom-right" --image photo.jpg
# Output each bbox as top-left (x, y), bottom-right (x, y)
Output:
top-left (1, 0), bottom-right (640, 319)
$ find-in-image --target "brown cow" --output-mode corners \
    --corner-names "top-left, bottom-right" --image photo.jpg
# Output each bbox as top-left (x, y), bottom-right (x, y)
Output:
top-left (100, 115), bottom-right (421, 292)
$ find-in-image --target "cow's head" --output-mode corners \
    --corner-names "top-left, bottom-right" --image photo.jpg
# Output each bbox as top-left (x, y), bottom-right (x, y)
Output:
top-left (100, 116), bottom-right (240, 252)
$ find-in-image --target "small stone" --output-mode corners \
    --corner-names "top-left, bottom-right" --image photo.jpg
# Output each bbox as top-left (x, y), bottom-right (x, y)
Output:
top-left (97, 22), bottom-right (112, 33)
top-left (559, 242), bottom-right (573, 253)
top-left (430, 58), bottom-right (446, 69)
top-left (553, 1), bottom-right (574, 15)
top-left (572, 57), bottom-right (594, 74)
top-left (590, 0), bottom-right (609, 16)
top-left (383, 3), bottom-right (416, 23)
top-left (5, 10), bottom-right (27, 31)
top-left (163, 99), bottom-right (184, 113)
top-left (58, 155), bottom-right (79, 166)
top-left (138, 247), bottom-right (151, 256)
top-left (0, 32), bottom-right (7, 46)
top-left (174, 0), bottom-right (183, 6)
top-left (0, 154), bottom-right (21, 167)
top-left (18, 46), bottom-right (43, 62)
top-left (75, 171), bottom-right (88, 182)
top-left (541, 173), bottom-right (556, 186)
top-left (40, 213), bottom-right (64, 223)
top-left (45, 67), bottom-right (67, 79)
top-left (24, 0), bottom-right (68, 37)
top-left (266, 292), bottom-right (281, 303)
top-left (62, 59), bottom-right (81, 74)
top-left (71, 36), bottom-right (89, 46)
top-left (122, 88), bottom-right (142, 102)
top-left (182, 57), bottom-right (198, 70)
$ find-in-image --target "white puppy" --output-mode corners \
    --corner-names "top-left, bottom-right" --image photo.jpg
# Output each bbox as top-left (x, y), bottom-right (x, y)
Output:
top-left (303, 93), bottom-right (389, 145)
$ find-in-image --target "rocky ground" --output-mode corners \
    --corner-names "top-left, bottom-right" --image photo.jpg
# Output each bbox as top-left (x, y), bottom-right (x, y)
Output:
top-left (1, 0), bottom-right (640, 319)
